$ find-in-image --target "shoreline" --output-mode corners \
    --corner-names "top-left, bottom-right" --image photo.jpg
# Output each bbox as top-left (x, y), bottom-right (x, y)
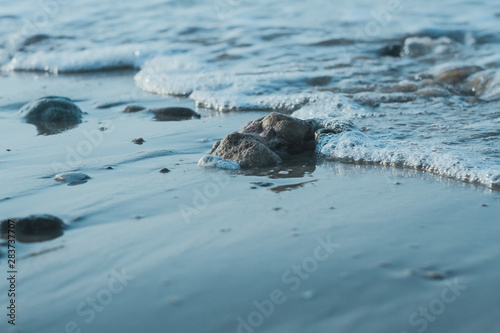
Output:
top-left (1, 70), bottom-right (500, 333)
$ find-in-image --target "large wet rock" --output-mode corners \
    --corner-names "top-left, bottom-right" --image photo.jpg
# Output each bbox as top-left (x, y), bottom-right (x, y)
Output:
top-left (19, 96), bottom-right (83, 135)
top-left (1, 214), bottom-right (65, 243)
top-left (240, 112), bottom-right (316, 156)
top-left (208, 112), bottom-right (319, 169)
top-left (210, 132), bottom-right (282, 168)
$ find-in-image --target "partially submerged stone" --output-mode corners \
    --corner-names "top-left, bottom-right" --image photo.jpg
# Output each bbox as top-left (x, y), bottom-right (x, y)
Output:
top-left (123, 105), bottom-right (146, 113)
top-left (1, 214), bottom-right (65, 243)
top-left (151, 107), bottom-right (201, 121)
top-left (378, 44), bottom-right (404, 57)
top-left (54, 172), bottom-right (90, 185)
top-left (210, 132), bottom-right (282, 168)
top-left (436, 66), bottom-right (483, 84)
top-left (240, 112), bottom-right (316, 156)
top-left (132, 138), bottom-right (145, 145)
top-left (19, 96), bottom-right (83, 135)
top-left (205, 112), bottom-right (356, 169)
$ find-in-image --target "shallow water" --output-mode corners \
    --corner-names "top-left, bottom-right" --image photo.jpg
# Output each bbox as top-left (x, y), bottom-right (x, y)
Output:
top-left (1, 0), bottom-right (500, 187)
top-left (1, 2), bottom-right (500, 333)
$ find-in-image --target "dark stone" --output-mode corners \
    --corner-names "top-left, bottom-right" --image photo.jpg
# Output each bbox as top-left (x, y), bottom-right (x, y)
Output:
top-left (210, 132), bottom-right (282, 168)
top-left (159, 168), bottom-right (170, 173)
top-left (19, 96), bottom-right (83, 135)
top-left (209, 113), bottom-right (319, 169)
top-left (151, 107), bottom-right (201, 121)
top-left (240, 112), bottom-right (316, 156)
top-left (96, 101), bottom-right (130, 109)
top-left (1, 215), bottom-right (65, 243)
top-left (250, 182), bottom-right (274, 187)
top-left (378, 44), bottom-right (404, 57)
top-left (123, 105), bottom-right (146, 113)
top-left (132, 138), bottom-right (145, 145)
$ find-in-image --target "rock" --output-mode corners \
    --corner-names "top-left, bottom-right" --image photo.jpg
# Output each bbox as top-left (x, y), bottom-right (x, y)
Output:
top-left (151, 107), bottom-right (201, 121)
top-left (436, 66), bottom-right (483, 84)
top-left (198, 155), bottom-right (240, 170)
top-left (123, 105), bottom-right (146, 113)
top-left (159, 168), bottom-right (170, 173)
top-left (132, 138), bottom-right (145, 145)
top-left (54, 172), bottom-right (90, 185)
top-left (96, 101), bottom-right (129, 109)
top-left (207, 112), bottom-right (320, 169)
top-left (240, 112), bottom-right (316, 156)
top-left (210, 133), bottom-right (282, 168)
top-left (1, 214), bottom-right (65, 243)
top-left (378, 44), bottom-right (403, 57)
top-left (19, 96), bottom-right (83, 135)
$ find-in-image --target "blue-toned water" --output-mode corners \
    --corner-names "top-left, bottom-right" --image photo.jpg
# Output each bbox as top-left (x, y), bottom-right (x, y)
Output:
top-left (1, 0), bottom-right (500, 188)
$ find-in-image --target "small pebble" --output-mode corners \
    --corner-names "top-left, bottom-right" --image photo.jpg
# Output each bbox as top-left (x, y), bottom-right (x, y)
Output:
top-left (99, 127), bottom-right (107, 131)
top-left (106, 166), bottom-right (113, 170)
top-left (273, 207), bottom-right (282, 211)
top-left (159, 168), bottom-right (170, 173)
top-left (481, 203), bottom-right (488, 207)
top-left (54, 172), bottom-right (90, 184)
top-left (6, 149), bottom-right (11, 152)
top-left (250, 182), bottom-right (274, 187)
top-left (132, 138), bottom-right (145, 145)
top-left (123, 105), bottom-right (146, 113)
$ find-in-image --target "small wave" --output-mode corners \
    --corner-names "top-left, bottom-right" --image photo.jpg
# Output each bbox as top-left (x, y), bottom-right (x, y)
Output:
top-left (2, 45), bottom-right (157, 73)
top-left (316, 131), bottom-right (500, 189)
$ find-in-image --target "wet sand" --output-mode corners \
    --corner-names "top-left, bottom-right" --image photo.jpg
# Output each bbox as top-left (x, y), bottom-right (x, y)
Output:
top-left (1, 71), bottom-right (500, 333)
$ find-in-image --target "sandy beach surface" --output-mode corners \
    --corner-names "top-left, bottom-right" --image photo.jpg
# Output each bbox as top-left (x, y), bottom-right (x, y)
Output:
top-left (1, 71), bottom-right (499, 333)
top-left (2, 0), bottom-right (500, 331)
